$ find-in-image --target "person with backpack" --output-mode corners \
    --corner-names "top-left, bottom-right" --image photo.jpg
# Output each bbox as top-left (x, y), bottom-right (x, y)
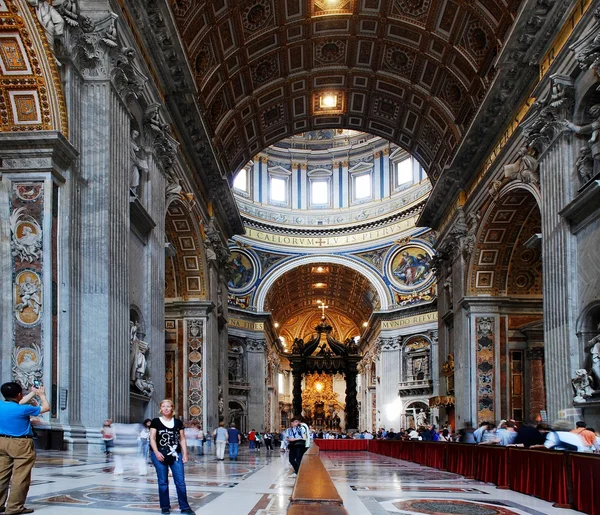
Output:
top-left (285, 417), bottom-right (309, 475)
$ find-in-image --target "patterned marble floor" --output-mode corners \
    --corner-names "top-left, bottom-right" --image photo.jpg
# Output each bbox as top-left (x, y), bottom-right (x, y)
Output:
top-left (20, 448), bottom-right (583, 514)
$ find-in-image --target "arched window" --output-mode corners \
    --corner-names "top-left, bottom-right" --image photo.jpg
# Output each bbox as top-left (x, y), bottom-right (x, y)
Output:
top-left (233, 168), bottom-right (248, 193)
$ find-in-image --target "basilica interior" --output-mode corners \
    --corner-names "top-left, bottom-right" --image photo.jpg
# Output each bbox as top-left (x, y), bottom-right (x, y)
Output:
top-left (1, 0), bottom-right (600, 513)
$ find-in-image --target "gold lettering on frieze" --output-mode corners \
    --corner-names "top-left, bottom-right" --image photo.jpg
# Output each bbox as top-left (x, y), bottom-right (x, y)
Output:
top-left (380, 312), bottom-right (438, 330)
top-left (244, 216), bottom-right (418, 248)
top-left (228, 317), bottom-right (264, 331)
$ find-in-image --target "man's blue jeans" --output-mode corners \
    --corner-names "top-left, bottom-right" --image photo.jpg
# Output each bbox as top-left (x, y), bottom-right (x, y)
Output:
top-left (150, 452), bottom-right (191, 511)
top-left (229, 442), bottom-right (239, 459)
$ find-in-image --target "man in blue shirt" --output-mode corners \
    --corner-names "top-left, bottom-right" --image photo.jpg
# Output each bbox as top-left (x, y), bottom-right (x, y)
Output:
top-left (285, 417), bottom-right (308, 475)
top-left (226, 423), bottom-right (241, 460)
top-left (0, 381), bottom-right (50, 515)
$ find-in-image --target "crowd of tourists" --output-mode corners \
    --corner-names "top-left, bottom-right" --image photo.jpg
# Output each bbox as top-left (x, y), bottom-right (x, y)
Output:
top-left (368, 419), bottom-right (600, 452)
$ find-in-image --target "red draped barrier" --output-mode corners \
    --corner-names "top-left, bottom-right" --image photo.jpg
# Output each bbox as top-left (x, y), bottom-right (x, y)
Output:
top-left (313, 439), bottom-right (369, 451)
top-left (365, 440), bottom-right (600, 514)
top-left (424, 442), bottom-right (447, 470)
top-left (508, 448), bottom-right (569, 506)
top-left (571, 453), bottom-right (600, 515)
top-left (474, 445), bottom-right (508, 487)
top-left (446, 443), bottom-right (475, 477)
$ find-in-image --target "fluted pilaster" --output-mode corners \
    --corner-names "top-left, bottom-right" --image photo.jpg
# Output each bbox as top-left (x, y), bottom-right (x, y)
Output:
top-left (540, 134), bottom-right (578, 420)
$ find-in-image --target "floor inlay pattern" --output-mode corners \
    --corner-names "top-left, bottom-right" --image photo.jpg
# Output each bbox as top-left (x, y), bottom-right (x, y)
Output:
top-left (23, 449), bottom-right (582, 514)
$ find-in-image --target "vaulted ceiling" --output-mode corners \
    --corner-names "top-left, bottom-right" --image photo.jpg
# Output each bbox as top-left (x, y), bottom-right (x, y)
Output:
top-left (264, 263), bottom-right (380, 333)
top-left (169, 0), bottom-right (523, 182)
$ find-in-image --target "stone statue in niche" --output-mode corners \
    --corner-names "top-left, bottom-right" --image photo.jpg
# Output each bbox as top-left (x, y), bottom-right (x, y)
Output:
top-left (129, 130), bottom-right (149, 196)
top-left (572, 369), bottom-right (595, 403)
top-left (10, 208), bottom-right (42, 263)
top-left (130, 322), bottom-right (154, 397)
top-left (588, 323), bottom-right (600, 387)
top-left (416, 409), bottom-right (427, 427)
top-left (563, 104), bottom-right (600, 178)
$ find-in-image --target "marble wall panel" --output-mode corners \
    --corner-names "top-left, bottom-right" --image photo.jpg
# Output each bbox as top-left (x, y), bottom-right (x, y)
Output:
top-left (475, 317), bottom-right (495, 423)
top-left (10, 181), bottom-right (45, 390)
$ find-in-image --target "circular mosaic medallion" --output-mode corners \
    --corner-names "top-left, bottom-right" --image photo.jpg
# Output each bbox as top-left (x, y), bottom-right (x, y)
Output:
top-left (387, 244), bottom-right (435, 292)
top-left (227, 250), bottom-right (256, 292)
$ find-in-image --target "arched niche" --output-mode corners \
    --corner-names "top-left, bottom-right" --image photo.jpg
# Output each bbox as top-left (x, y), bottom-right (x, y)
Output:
top-left (468, 187), bottom-right (542, 298)
top-left (165, 201), bottom-right (208, 300)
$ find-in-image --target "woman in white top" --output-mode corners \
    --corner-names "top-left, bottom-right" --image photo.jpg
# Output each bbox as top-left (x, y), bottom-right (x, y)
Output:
top-left (213, 421), bottom-right (228, 460)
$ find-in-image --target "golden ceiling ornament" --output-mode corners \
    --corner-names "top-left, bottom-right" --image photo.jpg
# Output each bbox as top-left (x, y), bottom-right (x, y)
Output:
top-left (302, 372), bottom-right (344, 417)
top-left (0, 0), bottom-right (67, 134)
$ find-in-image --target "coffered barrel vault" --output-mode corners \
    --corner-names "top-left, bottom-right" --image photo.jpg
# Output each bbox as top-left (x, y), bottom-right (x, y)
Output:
top-left (170, 0), bottom-right (523, 182)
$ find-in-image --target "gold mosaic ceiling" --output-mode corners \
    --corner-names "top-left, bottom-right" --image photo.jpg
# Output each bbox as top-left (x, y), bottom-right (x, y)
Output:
top-left (264, 263), bottom-right (380, 332)
top-left (170, 0), bottom-right (523, 182)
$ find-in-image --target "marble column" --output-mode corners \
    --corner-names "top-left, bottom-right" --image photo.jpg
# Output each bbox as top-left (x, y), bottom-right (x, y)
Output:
top-left (0, 133), bottom-right (77, 432)
top-left (527, 347), bottom-right (546, 423)
top-left (539, 133), bottom-right (578, 419)
top-left (247, 339), bottom-right (267, 431)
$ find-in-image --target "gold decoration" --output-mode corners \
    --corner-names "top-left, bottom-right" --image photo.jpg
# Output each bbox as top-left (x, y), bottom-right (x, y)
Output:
top-left (301, 373), bottom-right (344, 419)
top-left (442, 354), bottom-right (454, 376)
top-left (429, 395), bottom-right (455, 408)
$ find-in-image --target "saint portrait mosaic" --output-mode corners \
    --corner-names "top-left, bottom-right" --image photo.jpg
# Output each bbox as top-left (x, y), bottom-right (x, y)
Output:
top-left (227, 250), bottom-right (256, 292)
top-left (387, 243), bottom-right (434, 292)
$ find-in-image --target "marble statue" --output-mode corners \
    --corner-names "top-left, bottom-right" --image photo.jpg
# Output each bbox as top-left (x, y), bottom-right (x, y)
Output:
top-left (572, 369), bottom-right (594, 403)
top-left (575, 147), bottom-right (595, 183)
top-left (26, 0), bottom-right (65, 47)
top-left (15, 276), bottom-right (42, 315)
top-left (588, 323), bottom-right (600, 387)
top-left (416, 409), bottom-right (428, 427)
top-left (443, 264), bottom-right (453, 305)
top-left (10, 208), bottom-right (42, 263)
top-left (502, 146), bottom-right (539, 184)
top-left (130, 325), bottom-right (154, 397)
top-left (165, 170), bottom-right (183, 206)
top-left (129, 130), bottom-right (149, 196)
top-left (563, 104), bottom-right (600, 176)
top-left (144, 103), bottom-right (167, 136)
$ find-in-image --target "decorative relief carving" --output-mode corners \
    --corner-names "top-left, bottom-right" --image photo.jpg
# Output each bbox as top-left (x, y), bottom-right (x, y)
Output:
top-left (246, 339), bottom-right (266, 352)
top-left (187, 319), bottom-right (203, 421)
top-left (14, 270), bottom-right (42, 326)
top-left (10, 207), bottom-right (42, 263)
top-left (380, 337), bottom-right (401, 352)
top-left (11, 343), bottom-right (42, 390)
top-left (475, 316), bottom-right (495, 423)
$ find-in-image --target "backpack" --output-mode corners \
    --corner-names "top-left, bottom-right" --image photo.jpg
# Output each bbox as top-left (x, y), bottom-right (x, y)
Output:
top-left (300, 422), bottom-right (312, 448)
